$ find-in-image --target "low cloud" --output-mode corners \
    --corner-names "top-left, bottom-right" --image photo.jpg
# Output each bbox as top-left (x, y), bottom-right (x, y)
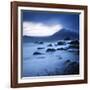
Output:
top-left (23, 22), bottom-right (63, 37)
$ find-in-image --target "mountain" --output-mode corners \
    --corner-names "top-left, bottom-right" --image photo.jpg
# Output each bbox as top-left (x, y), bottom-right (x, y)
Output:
top-left (23, 28), bottom-right (79, 42)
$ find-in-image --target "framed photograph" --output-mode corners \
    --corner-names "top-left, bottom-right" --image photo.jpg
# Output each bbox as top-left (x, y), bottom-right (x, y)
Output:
top-left (11, 1), bottom-right (88, 88)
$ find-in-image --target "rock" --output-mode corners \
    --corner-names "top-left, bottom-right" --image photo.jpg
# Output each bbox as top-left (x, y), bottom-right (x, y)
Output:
top-left (37, 47), bottom-right (44, 49)
top-left (69, 40), bottom-right (79, 45)
top-left (64, 60), bottom-right (71, 65)
top-left (57, 48), bottom-right (66, 50)
top-left (33, 52), bottom-right (44, 55)
top-left (46, 48), bottom-right (56, 52)
top-left (56, 55), bottom-right (62, 59)
top-left (47, 44), bottom-right (52, 47)
top-left (54, 44), bottom-right (57, 46)
top-left (39, 41), bottom-right (44, 44)
top-left (57, 41), bottom-right (65, 45)
top-left (64, 62), bottom-right (79, 75)
top-left (69, 44), bottom-right (79, 49)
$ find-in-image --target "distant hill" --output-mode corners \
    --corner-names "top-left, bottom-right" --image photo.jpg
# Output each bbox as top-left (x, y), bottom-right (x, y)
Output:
top-left (23, 28), bottom-right (79, 42)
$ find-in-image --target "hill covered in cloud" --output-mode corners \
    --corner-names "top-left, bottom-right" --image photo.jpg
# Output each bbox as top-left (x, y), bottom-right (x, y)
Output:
top-left (23, 28), bottom-right (79, 42)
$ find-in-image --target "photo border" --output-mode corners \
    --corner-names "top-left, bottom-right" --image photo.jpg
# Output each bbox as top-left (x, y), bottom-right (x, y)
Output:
top-left (11, 1), bottom-right (88, 88)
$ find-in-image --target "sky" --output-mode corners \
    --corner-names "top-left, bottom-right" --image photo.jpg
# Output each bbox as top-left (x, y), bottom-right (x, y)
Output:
top-left (22, 10), bottom-right (80, 37)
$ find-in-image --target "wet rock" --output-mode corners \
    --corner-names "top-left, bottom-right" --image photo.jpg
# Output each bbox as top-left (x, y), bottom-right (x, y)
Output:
top-left (47, 44), bottom-right (52, 47)
top-left (33, 52), bottom-right (44, 55)
top-left (34, 41), bottom-right (44, 44)
top-left (69, 40), bottom-right (79, 45)
top-left (64, 60), bottom-right (71, 65)
top-left (37, 47), bottom-right (44, 50)
top-left (69, 44), bottom-right (79, 49)
top-left (39, 41), bottom-right (44, 44)
top-left (54, 44), bottom-right (57, 46)
top-left (64, 61), bottom-right (79, 75)
top-left (57, 48), bottom-right (67, 50)
top-left (57, 41), bottom-right (65, 45)
top-left (46, 48), bottom-right (56, 52)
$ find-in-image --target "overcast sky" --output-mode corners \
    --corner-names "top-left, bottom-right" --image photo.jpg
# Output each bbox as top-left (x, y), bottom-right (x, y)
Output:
top-left (22, 10), bottom-right (79, 37)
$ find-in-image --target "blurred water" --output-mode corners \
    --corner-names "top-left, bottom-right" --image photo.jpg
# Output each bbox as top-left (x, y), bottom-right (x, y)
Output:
top-left (22, 42), bottom-right (79, 77)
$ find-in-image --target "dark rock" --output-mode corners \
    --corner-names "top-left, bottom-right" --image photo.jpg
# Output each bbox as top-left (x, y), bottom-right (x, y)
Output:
top-left (69, 40), bottom-right (79, 45)
top-left (37, 47), bottom-right (44, 49)
top-left (57, 41), bottom-right (65, 45)
top-left (64, 60), bottom-right (71, 65)
top-left (54, 44), bottom-right (57, 46)
top-left (46, 48), bottom-right (56, 52)
top-left (57, 48), bottom-right (67, 50)
top-left (47, 44), bottom-right (52, 47)
top-left (64, 62), bottom-right (79, 75)
top-left (33, 52), bottom-right (44, 55)
top-left (69, 44), bottom-right (79, 49)
top-left (39, 41), bottom-right (44, 44)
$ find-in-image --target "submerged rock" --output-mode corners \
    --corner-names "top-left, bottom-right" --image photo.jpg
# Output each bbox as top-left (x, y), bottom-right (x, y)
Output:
top-left (57, 48), bottom-right (67, 50)
top-left (39, 41), bottom-right (44, 44)
top-left (69, 40), bottom-right (79, 45)
top-left (47, 44), bottom-right (53, 47)
top-left (64, 61), bottom-right (79, 75)
top-left (64, 60), bottom-right (71, 65)
top-left (33, 52), bottom-right (44, 55)
top-left (67, 40), bottom-right (79, 50)
top-left (46, 48), bottom-right (56, 52)
top-left (37, 47), bottom-right (44, 50)
top-left (57, 41), bottom-right (65, 45)
top-left (69, 45), bottom-right (79, 49)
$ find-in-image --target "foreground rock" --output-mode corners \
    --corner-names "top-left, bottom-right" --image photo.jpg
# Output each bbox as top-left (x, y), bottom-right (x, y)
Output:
top-left (64, 61), bottom-right (79, 75)
top-left (46, 48), bottom-right (56, 52)
top-left (47, 44), bottom-right (53, 47)
top-left (69, 40), bottom-right (79, 45)
top-left (57, 41), bottom-right (66, 45)
top-left (64, 60), bottom-right (71, 65)
top-left (37, 47), bottom-right (44, 50)
top-left (57, 48), bottom-right (67, 50)
top-left (33, 52), bottom-right (44, 55)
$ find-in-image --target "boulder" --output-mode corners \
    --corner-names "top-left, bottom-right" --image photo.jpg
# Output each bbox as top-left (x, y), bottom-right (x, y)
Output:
top-left (46, 48), bottom-right (56, 52)
top-left (57, 41), bottom-right (65, 45)
top-left (57, 48), bottom-right (67, 50)
top-left (47, 44), bottom-right (52, 47)
top-left (37, 47), bottom-right (44, 49)
top-left (64, 61), bottom-right (79, 75)
top-left (33, 52), bottom-right (44, 55)
top-left (69, 40), bottom-right (79, 45)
